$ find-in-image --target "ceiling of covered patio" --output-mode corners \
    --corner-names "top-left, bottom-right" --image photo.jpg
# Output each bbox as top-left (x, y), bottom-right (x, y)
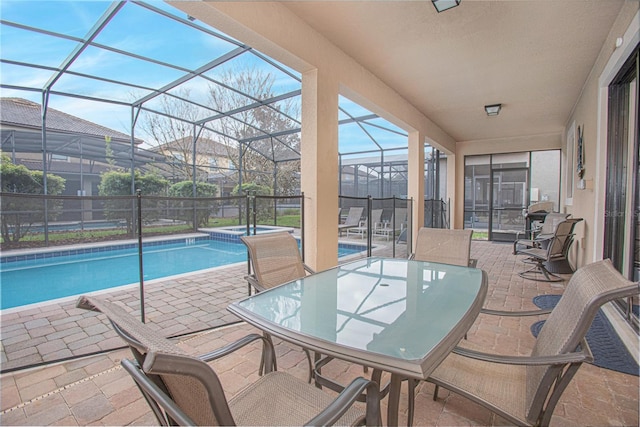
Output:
top-left (282, 0), bottom-right (624, 143)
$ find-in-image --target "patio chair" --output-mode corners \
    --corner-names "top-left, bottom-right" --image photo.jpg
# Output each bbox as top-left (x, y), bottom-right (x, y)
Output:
top-left (513, 212), bottom-right (570, 255)
top-left (241, 232), bottom-right (315, 293)
top-left (338, 207), bottom-right (364, 236)
top-left (515, 218), bottom-right (582, 282)
top-left (426, 258), bottom-right (639, 427)
top-left (346, 209), bottom-right (383, 239)
top-left (77, 295), bottom-right (381, 427)
top-left (240, 232), bottom-right (317, 379)
top-left (410, 227), bottom-right (475, 267)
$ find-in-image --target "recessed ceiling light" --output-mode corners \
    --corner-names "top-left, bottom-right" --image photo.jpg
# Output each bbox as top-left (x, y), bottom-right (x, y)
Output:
top-left (484, 104), bottom-right (502, 116)
top-left (432, 0), bottom-right (461, 13)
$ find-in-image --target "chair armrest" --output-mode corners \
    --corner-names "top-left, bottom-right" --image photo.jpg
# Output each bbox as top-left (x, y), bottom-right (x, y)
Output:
top-left (198, 333), bottom-right (274, 366)
top-left (480, 307), bottom-right (553, 317)
top-left (244, 275), bottom-right (267, 293)
top-left (303, 264), bottom-right (316, 275)
top-left (514, 226), bottom-right (551, 240)
top-left (408, 253), bottom-right (415, 260)
top-left (514, 228), bottom-right (537, 240)
top-left (468, 258), bottom-right (478, 268)
top-left (452, 340), bottom-right (593, 366)
top-left (304, 376), bottom-right (381, 427)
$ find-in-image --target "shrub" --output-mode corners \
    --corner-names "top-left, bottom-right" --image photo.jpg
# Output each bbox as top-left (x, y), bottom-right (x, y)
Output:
top-left (0, 155), bottom-right (66, 242)
top-left (168, 181), bottom-right (218, 227)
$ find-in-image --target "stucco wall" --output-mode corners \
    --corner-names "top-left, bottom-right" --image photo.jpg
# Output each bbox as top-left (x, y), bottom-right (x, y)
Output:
top-left (564, 2), bottom-right (639, 268)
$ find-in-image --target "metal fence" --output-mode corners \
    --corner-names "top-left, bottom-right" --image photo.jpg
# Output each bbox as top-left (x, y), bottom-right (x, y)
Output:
top-left (339, 195), bottom-right (414, 258)
top-left (0, 192), bottom-right (304, 249)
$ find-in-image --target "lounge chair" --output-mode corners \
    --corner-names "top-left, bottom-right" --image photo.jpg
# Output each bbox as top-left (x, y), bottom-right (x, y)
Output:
top-left (346, 209), bottom-right (383, 239)
top-left (410, 227), bottom-right (475, 267)
top-left (77, 295), bottom-right (382, 427)
top-left (393, 208), bottom-right (409, 243)
top-left (515, 218), bottom-right (582, 282)
top-left (426, 259), bottom-right (638, 427)
top-left (373, 208), bottom-right (405, 240)
top-left (338, 207), bottom-right (364, 236)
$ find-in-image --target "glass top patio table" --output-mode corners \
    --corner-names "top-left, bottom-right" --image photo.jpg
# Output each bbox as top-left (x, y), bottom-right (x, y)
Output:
top-left (228, 256), bottom-right (488, 380)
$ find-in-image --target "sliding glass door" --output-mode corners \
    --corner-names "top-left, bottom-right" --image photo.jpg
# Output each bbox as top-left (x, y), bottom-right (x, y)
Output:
top-left (464, 151), bottom-right (559, 241)
top-left (605, 45), bottom-right (638, 330)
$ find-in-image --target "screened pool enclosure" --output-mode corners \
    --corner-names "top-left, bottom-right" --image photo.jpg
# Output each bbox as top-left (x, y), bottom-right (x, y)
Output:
top-left (1, 0), bottom-right (445, 206)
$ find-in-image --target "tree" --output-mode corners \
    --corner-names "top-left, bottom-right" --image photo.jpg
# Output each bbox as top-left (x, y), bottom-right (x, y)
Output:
top-left (206, 66), bottom-right (301, 195)
top-left (98, 170), bottom-right (168, 234)
top-left (232, 182), bottom-right (272, 222)
top-left (0, 154), bottom-right (66, 243)
top-left (168, 181), bottom-right (218, 227)
top-left (138, 88), bottom-right (205, 181)
top-left (138, 67), bottom-right (301, 194)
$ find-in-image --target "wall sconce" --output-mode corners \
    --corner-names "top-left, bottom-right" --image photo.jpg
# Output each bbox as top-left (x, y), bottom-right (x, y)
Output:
top-left (484, 104), bottom-right (502, 116)
top-left (432, 0), bottom-right (461, 13)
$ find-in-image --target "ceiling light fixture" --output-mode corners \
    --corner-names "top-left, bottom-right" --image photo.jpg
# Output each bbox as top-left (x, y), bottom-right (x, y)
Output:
top-left (484, 104), bottom-right (502, 116)
top-left (432, 0), bottom-right (461, 13)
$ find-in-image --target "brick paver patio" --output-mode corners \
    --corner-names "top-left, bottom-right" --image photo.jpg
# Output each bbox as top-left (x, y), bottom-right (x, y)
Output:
top-left (1, 239), bottom-right (638, 426)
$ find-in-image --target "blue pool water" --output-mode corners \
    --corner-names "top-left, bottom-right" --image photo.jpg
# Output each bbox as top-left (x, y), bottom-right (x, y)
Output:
top-left (0, 239), bottom-right (364, 309)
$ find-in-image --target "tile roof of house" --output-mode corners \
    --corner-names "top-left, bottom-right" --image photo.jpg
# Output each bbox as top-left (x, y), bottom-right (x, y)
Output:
top-left (0, 98), bottom-right (140, 143)
top-left (152, 136), bottom-right (231, 157)
top-left (16, 159), bottom-right (112, 175)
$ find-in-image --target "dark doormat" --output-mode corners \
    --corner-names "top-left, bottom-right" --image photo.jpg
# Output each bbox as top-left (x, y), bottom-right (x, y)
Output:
top-left (531, 294), bottom-right (639, 377)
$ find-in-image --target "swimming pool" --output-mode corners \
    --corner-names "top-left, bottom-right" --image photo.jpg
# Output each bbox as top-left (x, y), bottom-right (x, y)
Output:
top-left (0, 238), bottom-right (366, 310)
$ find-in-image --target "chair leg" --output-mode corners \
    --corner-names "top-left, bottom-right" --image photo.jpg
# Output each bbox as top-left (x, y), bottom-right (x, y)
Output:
top-left (259, 333), bottom-right (277, 376)
top-left (433, 384), bottom-right (439, 401)
top-left (304, 349), bottom-right (314, 383)
top-left (518, 261), bottom-right (564, 282)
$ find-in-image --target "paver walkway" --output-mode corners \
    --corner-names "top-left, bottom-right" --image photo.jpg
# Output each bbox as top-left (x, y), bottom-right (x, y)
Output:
top-left (1, 239), bottom-right (638, 426)
top-left (1, 239), bottom-right (405, 373)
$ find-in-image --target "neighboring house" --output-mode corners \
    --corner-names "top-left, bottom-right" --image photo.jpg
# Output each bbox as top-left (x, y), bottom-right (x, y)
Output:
top-left (0, 97), bottom-right (158, 196)
top-left (0, 97), bottom-right (163, 221)
top-left (151, 136), bottom-right (237, 196)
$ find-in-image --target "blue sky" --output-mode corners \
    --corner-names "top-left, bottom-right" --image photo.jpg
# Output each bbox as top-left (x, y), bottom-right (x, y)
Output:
top-left (1, 0), bottom-right (407, 155)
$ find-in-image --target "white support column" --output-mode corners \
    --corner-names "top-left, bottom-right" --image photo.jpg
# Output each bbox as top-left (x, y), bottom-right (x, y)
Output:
top-left (407, 131), bottom-right (425, 245)
top-left (301, 68), bottom-right (340, 271)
